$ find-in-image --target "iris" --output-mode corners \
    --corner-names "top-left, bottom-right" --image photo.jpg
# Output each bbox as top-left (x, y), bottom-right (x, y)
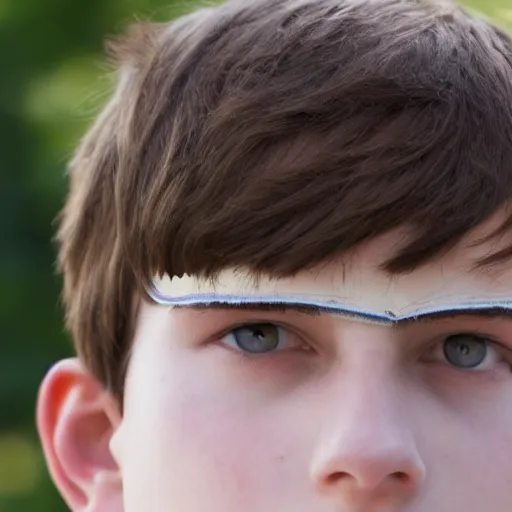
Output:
top-left (443, 334), bottom-right (487, 369)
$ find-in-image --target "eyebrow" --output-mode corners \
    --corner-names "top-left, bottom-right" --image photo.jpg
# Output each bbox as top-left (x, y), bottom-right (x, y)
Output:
top-left (175, 302), bottom-right (512, 324)
top-left (402, 308), bottom-right (512, 324)
top-left (178, 302), bottom-right (323, 316)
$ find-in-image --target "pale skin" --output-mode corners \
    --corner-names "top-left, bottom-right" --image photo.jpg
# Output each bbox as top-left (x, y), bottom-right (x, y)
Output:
top-left (37, 217), bottom-right (512, 511)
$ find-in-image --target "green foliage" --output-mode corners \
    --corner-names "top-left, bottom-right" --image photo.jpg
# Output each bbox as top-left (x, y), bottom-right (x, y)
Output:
top-left (0, 0), bottom-right (510, 510)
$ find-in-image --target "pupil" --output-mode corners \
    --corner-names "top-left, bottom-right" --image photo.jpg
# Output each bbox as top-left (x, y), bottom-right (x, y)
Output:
top-left (254, 329), bottom-right (264, 340)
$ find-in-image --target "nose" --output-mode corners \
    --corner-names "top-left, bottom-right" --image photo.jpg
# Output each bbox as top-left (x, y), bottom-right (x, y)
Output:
top-left (309, 373), bottom-right (426, 507)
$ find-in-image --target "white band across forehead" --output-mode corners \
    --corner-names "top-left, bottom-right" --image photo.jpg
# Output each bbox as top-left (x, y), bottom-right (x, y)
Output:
top-left (149, 268), bottom-right (512, 324)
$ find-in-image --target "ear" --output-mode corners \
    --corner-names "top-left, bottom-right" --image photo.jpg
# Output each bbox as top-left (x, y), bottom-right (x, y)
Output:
top-left (36, 358), bottom-right (124, 512)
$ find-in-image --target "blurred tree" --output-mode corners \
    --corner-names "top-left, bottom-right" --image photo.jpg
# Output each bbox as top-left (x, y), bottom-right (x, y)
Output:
top-left (0, 1), bottom-right (203, 509)
top-left (0, 0), bottom-right (510, 510)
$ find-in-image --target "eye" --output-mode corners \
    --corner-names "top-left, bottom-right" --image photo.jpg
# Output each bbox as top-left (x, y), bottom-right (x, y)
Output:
top-left (220, 323), bottom-right (304, 355)
top-left (426, 333), bottom-right (507, 371)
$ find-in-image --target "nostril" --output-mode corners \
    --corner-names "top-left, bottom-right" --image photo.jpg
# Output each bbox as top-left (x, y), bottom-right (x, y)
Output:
top-left (391, 472), bottom-right (410, 484)
top-left (325, 471), bottom-right (351, 485)
top-left (325, 471), bottom-right (411, 486)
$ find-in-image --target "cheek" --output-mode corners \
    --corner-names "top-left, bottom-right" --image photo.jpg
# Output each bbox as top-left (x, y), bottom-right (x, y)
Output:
top-left (468, 396), bottom-right (512, 473)
top-left (120, 343), bottom-right (307, 510)
top-left (416, 386), bottom-right (512, 505)
top-left (442, 421), bottom-right (512, 509)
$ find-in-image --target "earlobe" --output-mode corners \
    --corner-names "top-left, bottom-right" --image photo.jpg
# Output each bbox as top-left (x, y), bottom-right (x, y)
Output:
top-left (36, 358), bottom-right (124, 511)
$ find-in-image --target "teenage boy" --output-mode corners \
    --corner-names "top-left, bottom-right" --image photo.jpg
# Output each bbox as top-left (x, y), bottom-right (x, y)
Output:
top-left (37, 0), bottom-right (512, 510)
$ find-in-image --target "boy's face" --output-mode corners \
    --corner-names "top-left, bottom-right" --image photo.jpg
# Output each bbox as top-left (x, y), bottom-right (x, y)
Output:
top-left (39, 218), bottom-right (512, 512)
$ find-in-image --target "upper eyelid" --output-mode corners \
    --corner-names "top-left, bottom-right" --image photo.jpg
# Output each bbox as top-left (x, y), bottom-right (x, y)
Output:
top-left (211, 318), bottom-right (313, 348)
top-left (215, 319), bottom-right (299, 337)
top-left (402, 316), bottom-right (511, 338)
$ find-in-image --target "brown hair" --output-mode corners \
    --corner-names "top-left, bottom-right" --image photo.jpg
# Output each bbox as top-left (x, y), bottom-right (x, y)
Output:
top-left (57, 0), bottom-right (512, 405)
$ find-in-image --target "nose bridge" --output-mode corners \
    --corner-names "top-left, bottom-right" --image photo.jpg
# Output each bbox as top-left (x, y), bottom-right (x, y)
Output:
top-left (309, 348), bottom-right (426, 504)
top-left (342, 348), bottom-right (402, 427)
top-left (329, 328), bottom-right (401, 431)
top-left (320, 358), bottom-right (409, 459)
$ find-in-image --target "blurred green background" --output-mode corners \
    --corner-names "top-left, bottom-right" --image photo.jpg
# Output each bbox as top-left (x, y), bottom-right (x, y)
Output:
top-left (0, 0), bottom-right (511, 510)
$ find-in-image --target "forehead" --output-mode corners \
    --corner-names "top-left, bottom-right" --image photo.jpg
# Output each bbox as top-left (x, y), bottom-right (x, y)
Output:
top-left (150, 214), bottom-right (512, 323)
